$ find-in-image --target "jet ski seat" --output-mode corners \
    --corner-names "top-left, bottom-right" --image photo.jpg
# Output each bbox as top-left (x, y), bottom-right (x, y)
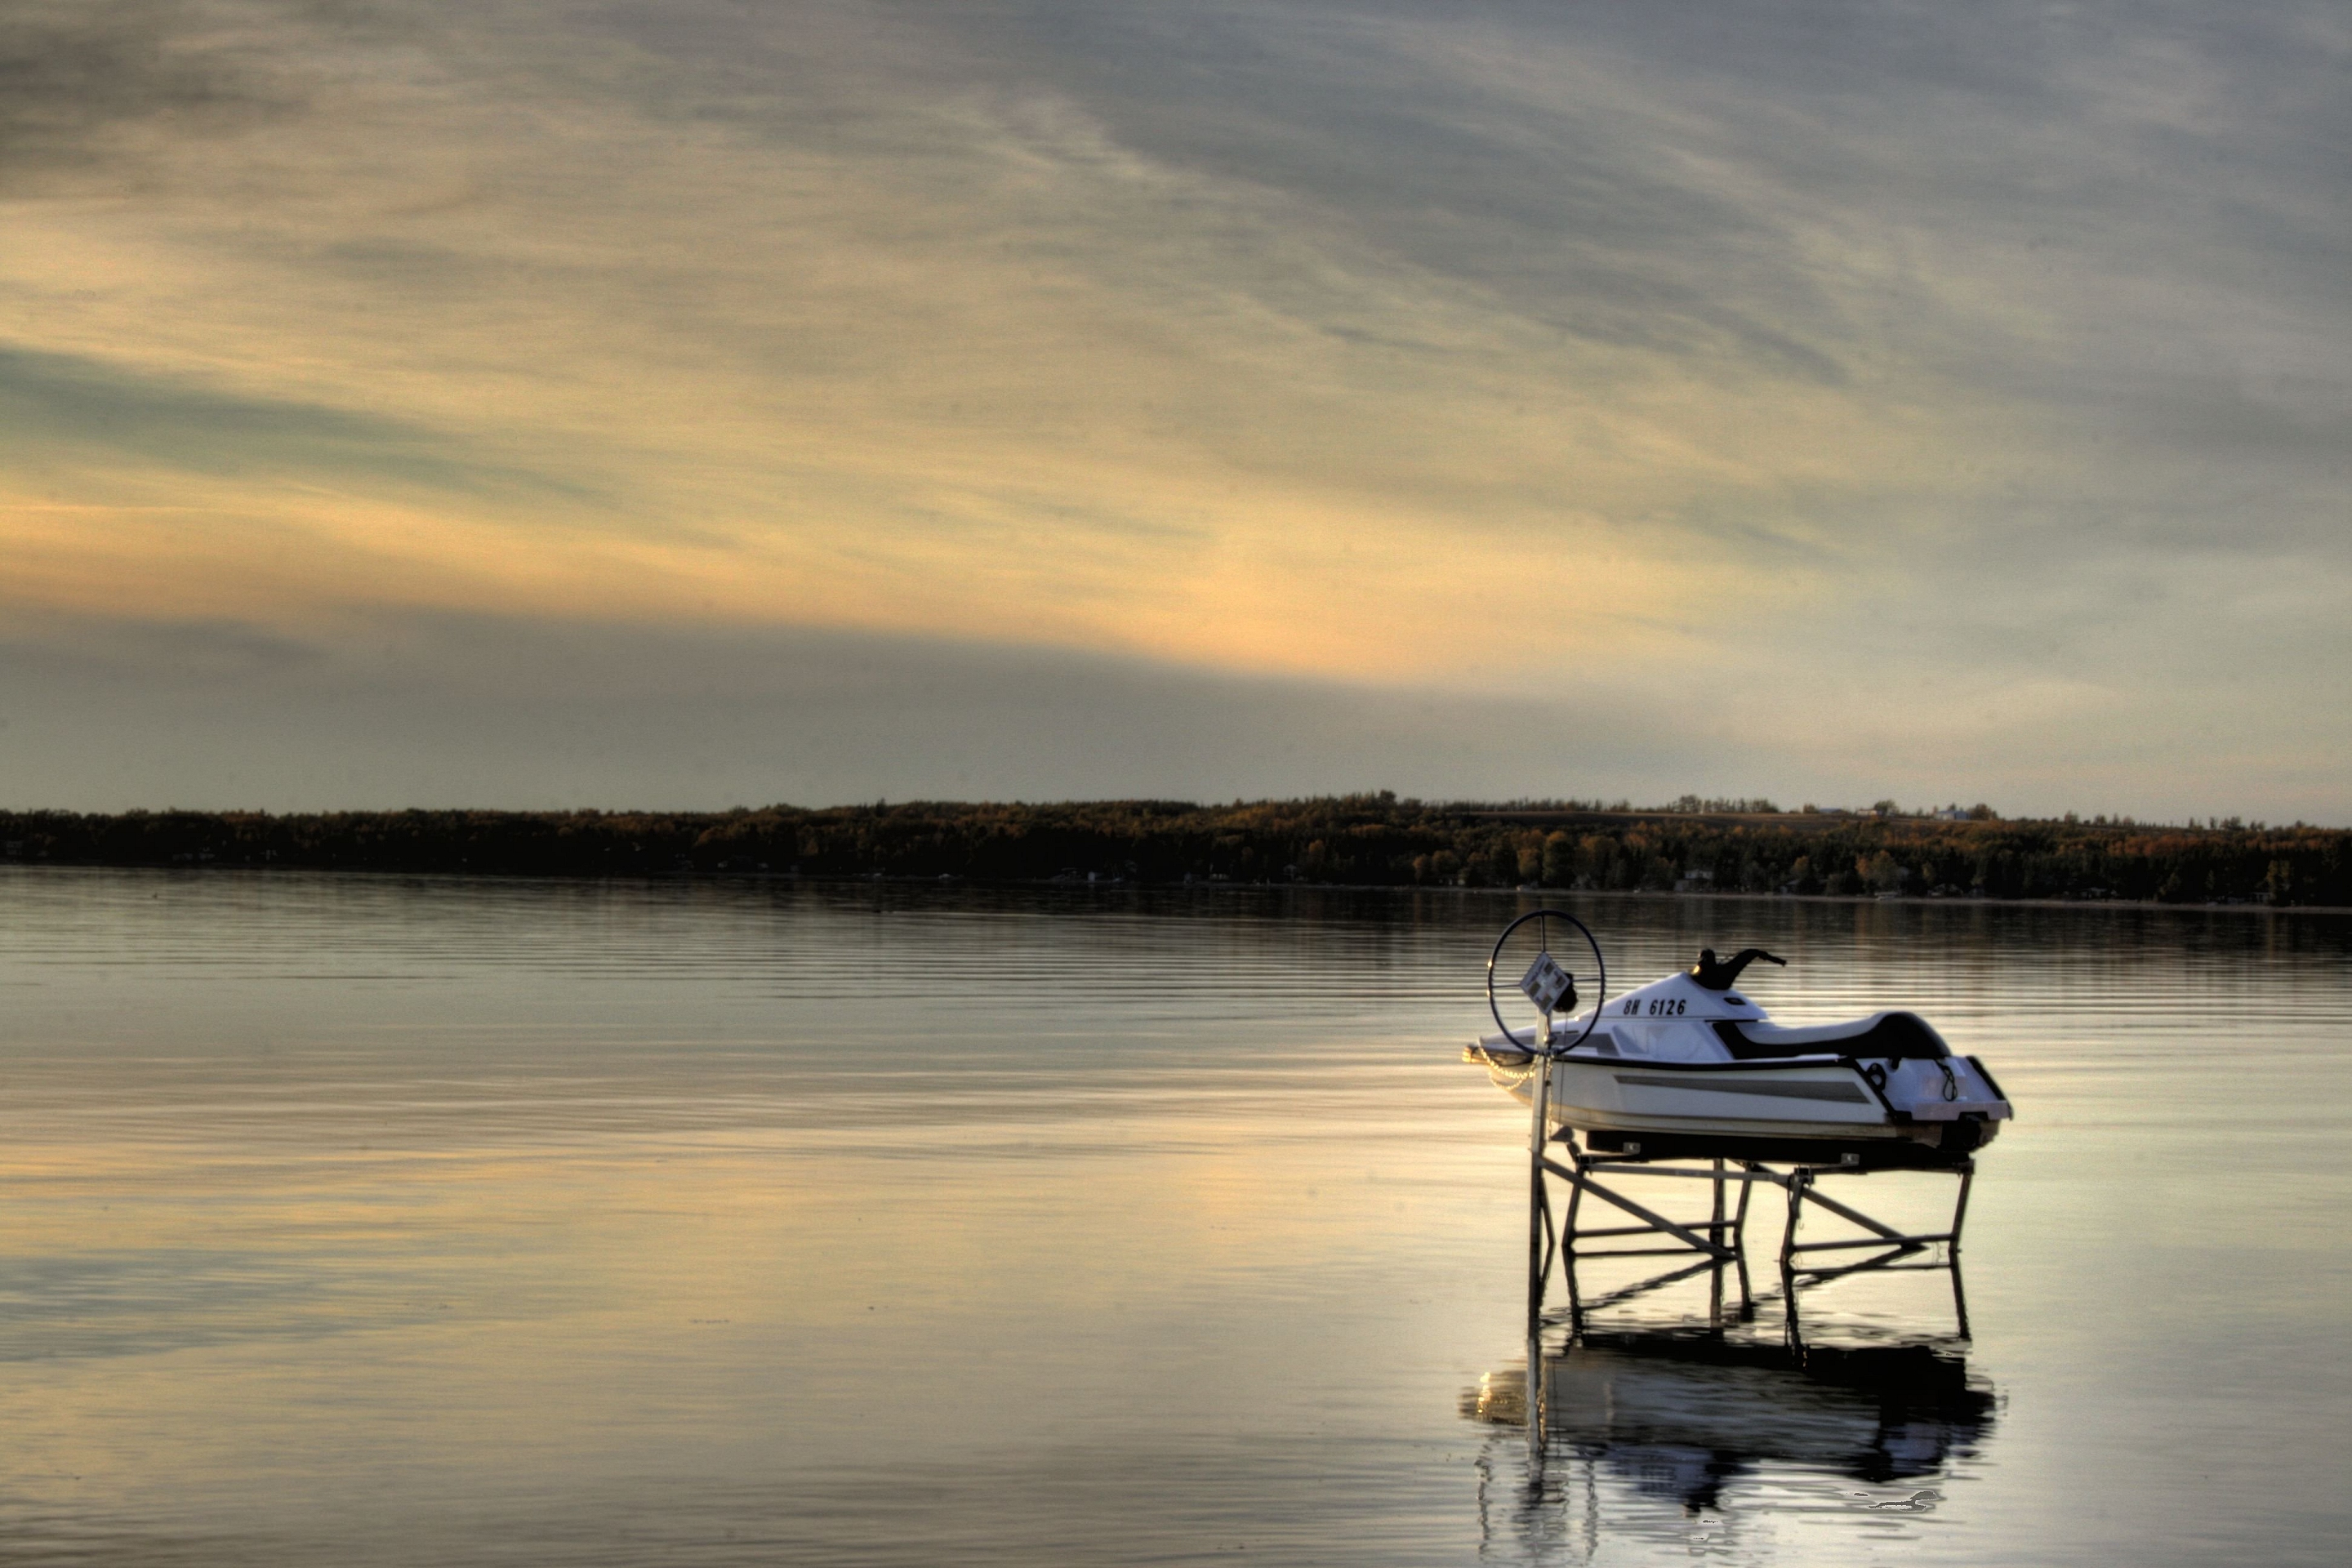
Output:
top-left (1712, 1012), bottom-right (1951, 1062)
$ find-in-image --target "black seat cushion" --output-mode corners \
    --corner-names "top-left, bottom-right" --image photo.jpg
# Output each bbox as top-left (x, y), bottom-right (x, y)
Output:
top-left (1713, 1012), bottom-right (1949, 1062)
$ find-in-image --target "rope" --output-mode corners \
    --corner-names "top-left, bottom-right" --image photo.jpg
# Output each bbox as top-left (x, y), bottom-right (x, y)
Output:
top-left (1467, 1042), bottom-right (1543, 1085)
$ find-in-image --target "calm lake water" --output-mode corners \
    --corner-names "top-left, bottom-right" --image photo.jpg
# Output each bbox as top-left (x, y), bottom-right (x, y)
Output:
top-left (0, 868), bottom-right (2345, 1565)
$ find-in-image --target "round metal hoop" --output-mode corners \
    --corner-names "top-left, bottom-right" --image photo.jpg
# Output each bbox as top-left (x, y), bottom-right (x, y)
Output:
top-left (1485, 907), bottom-right (1606, 1054)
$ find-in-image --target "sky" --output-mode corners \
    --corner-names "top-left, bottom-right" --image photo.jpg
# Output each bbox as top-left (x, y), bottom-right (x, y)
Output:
top-left (1, 0), bottom-right (2345, 819)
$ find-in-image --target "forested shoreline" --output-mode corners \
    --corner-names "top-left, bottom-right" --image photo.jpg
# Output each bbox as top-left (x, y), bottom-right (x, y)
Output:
top-left (2, 796), bottom-right (2347, 908)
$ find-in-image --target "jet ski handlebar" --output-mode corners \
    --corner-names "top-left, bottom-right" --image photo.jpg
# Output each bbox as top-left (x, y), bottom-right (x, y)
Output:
top-left (1689, 947), bottom-right (1787, 991)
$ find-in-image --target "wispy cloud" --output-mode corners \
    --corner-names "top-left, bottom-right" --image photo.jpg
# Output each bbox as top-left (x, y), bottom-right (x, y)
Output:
top-left (0, 0), bottom-right (289, 193)
top-left (0, 343), bottom-right (595, 498)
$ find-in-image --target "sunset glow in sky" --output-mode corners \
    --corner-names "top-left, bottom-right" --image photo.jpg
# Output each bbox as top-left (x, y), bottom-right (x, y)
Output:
top-left (3, 2), bottom-right (2346, 817)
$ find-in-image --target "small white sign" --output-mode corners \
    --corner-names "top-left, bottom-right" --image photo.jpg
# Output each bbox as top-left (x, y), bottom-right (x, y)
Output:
top-left (1519, 951), bottom-right (1577, 1014)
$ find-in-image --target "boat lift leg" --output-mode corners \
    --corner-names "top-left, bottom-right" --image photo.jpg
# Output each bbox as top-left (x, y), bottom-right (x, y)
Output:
top-left (1702, 1161), bottom-right (1757, 1323)
top-left (1526, 1055), bottom-right (1552, 1331)
top-left (1732, 1164), bottom-right (1757, 1314)
top-left (1557, 1140), bottom-right (1587, 1333)
top-left (1778, 1167), bottom-right (1811, 1278)
top-left (1708, 1161), bottom-right (1726, 1325)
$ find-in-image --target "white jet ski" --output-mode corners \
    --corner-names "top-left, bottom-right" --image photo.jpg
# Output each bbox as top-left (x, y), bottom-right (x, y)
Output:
top-left (1466, 918), bottom-right (2011, 1168)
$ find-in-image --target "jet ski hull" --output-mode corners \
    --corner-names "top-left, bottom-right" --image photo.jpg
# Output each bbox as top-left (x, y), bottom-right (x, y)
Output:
top-left (1470, 929), bottom-right (2014, 1169)
top-left (1467, 1046), bottom-right (2004, 1169)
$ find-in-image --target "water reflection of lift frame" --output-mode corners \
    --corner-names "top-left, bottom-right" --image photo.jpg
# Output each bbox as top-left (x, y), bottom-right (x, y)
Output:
top-left (1473, 1313), bottom-right (1998, 1550)
top-left (1521, 1051), bottom-right (1976, 1341)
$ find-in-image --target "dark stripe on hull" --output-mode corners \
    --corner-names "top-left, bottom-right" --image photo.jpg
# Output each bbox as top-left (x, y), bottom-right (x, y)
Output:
top-left (1610, 1073), bottom-right (1871, 1102)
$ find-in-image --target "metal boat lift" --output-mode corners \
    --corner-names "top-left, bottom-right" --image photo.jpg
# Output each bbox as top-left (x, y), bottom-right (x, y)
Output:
top-left (1521, 1052), bottom-right (1976, 1340)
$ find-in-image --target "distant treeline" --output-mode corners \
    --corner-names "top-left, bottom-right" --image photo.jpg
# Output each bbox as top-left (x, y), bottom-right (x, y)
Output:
top-left (3, 795), bottom-right (2348, 906)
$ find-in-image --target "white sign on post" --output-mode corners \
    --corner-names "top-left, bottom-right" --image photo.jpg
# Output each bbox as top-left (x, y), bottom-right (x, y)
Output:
top-left (1518, 951), bottom-right (1576, 1016)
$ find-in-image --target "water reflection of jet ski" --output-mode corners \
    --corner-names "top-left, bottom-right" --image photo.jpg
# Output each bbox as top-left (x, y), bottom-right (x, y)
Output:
top-left (1467, 938), bottom-right (2013, 1169)
top-left (1463, 1330), bottom-right (1996, 1510)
